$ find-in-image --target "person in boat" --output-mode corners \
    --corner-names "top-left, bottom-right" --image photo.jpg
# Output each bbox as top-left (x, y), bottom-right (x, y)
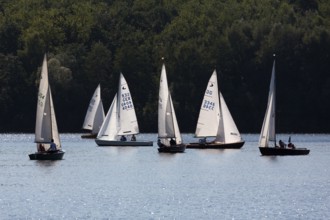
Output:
top-left (157, 138), bottom-right (165, 147)
top-left (38, 143), bottom-right (45, 152)
top-left (131, 134), bottom-right (136, 141)
top-left (288, 139), bottom-right (295, 148)
top-left (48, 139), bottom-right (57, 152)
top-left (199, 137), bottom-right (207, 144)
top-left (279, 140), bottom-right (286, 148)
top-left (170, 138), bottom-right (176, 146)
top-left (287, 136), bottom-right (295, 148)
top-left (120, 135), bottom-right (127, 141)
top-left (288, 142), bottom-right (295, 148)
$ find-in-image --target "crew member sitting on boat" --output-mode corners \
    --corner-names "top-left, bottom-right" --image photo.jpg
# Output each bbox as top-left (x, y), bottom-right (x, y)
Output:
top-left (279, 140), bottom-right (286, 148)
top-left (199, 137), bottom-right (207, 144)
top-left (170, 138), bottom-right (176, 146)
top-left (131, 134), bottom-right (136, 141)
top-left (157, 139), bottom-right (165, 147)
top-left (48, 139), bottom-right (57, 152)
top-left (120, 135), bottom-right (127, 141)
top-left (288, 141), bottom-right (295, 148)
top-left (38, 143), bottom-right (45, 152)
top-left (287, 136), bottom-right (295, 148)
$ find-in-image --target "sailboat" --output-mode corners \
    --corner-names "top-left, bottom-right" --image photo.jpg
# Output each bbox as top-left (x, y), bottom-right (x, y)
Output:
top-left (187, 70), bottom-right (244, 149)
top-left (95, 73), bottom-right (153, 146)
top-left (258, 58), bottom-right (310, 156)
top-left (29, 54), bottom-right (65, 160)
top-left (81, 84), bottom-right (105, 139)
top-left (157, 64), bottom-right (186, 153)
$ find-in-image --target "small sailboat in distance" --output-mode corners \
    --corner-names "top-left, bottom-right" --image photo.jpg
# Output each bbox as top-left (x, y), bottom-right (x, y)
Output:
top-left (29, 54), bottom-right (65, 160)
top-left (258, 56), bottom-right (310, 156)
top-left (81, 84), bottom-right (105, 139)
top-left (95, 73), bottom-right (153, 146)
top-left (187, 70), bottom-right (244, 149)
top-left (157, 63), bottom-right (186, 153)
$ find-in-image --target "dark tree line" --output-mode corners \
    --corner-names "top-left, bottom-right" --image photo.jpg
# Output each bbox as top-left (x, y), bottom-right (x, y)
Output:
top-left (0, 0), bottom-right (329, 133)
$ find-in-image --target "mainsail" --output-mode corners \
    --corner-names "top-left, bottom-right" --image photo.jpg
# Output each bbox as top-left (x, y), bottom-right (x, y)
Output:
top-left (195, 70), bottom-right (220, 137)
top-left (117, 73), bottom-right (139, 135)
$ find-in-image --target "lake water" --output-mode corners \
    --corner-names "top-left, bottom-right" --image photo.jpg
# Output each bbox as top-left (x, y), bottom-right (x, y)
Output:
top-left (0, 133), bottom-right (329, 219)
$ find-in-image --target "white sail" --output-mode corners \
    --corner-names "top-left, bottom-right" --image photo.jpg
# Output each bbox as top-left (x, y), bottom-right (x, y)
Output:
top-left (117, 73), bottom-right (139, 135)
top-left (195, 70), bottom-right (220, 137)
top-left (158, 64), bottom-right (182, 146)
top-left (82, 84), bottom-right (105, 134)
top-left (214, 92), bottom-right (242, 143)
top-left (92, 99), bottom-right (105, 134)
top-left (158, 64), bottom-right (170, 139)
top-left (169, 95), bottom-right (182, 144)
top-left (35, 54), bottom-right (61, 149)
top-left (35, 55), bottom-right (51, 143)
top-left (97, 94), bottom-right (118, 140)
top-left (259, 60), bottom-right (276, 147)
top-left (49, 88), bottom-right (61, 149)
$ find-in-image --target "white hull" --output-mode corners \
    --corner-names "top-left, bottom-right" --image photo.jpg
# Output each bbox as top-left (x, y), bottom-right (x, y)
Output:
top-left (95, 139), bottom-right (153, 146)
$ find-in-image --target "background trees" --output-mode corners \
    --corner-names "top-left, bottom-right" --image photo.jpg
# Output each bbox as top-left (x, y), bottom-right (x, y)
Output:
top-left (0, 0), bottom-right (329, 133)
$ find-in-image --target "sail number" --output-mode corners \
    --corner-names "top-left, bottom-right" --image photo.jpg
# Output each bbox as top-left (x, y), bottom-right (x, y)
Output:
top-left (205, 89), bottom-right (212, 95)
top-left (87, 99), bottom-right (96, 112)
top-left (37, 92), bottom-right (45, 107)
top-left (202, 100), bottom-right (215, 110)
top-left (121, 93), bottom-right (133, 110)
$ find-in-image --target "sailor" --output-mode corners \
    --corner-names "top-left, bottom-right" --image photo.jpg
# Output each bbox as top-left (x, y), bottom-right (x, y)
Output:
top-left (48, 139), bottom-right (57, 151)
top-left (120, 135), bottom-right (127, 141)
top-left (199, 137), bottom-right (206, 144)
top-left (288, 136), bottom-right (295, 148)
top-left (279, 140), bottom-right (286, 148)
top-left (38, 143), bottom-right (45, 152)
top-left (170, 138), bottom-right (176, 146)
top-left (157, 138), bottom-right (164, 147)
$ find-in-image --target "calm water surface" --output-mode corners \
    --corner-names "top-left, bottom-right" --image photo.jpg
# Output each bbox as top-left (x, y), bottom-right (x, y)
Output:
top-left (0, 133), bottom-right (329, 219)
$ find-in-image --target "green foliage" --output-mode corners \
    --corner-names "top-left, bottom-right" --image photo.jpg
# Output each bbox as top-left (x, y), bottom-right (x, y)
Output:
top-left (0, 0), bottom-right (329, 133)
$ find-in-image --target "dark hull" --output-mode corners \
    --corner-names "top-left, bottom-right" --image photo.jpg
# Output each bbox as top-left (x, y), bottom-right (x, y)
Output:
top-left (187, 141), bottom-right (245, 149)
top-left (158, 144), bottom-right (186, 153)
top-left (95, 139), bottom-right (153, 146)
top-left (81, 133), bottom-right (97, 139)
top-left (29, 151), bottom-right (65, 160)
top-left (259, 147), bottom-right (310, 156)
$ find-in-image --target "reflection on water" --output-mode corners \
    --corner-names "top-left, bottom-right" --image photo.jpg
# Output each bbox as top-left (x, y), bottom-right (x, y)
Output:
top-left (35, 160), bottom-right (62, 167)
top-left (0, 133), bottom-right (329, 219)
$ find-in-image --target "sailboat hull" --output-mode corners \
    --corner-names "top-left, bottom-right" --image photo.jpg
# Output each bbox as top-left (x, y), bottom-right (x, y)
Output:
top-left (95, 139), bottom-right (153, 146)
top-left (29, 151), bottom-right (65, 160)
top-left (259, 147), bottom-right (310, 156)
top-left (158, 144), bottom-right (186, 153)
top-left (81, 133), bottom-right (97, 139)
top-left (187, 141), bottom-right (244, 149)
